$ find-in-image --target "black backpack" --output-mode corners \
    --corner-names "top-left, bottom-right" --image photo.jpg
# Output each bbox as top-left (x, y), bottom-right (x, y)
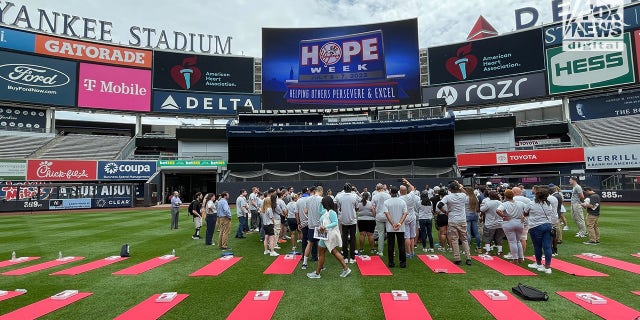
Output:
top-left (120, 244), bottom-right (130, 257)
top-left (512, 283), bottom-right (549, 301)
top-left (188, 200), bottom-right (198, 216)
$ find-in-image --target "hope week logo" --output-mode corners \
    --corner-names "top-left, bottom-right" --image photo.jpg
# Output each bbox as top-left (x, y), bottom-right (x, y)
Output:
top-left (445, 43), bottom-right (478, 81)
top-left (170, 56), bottom-right (201, 90)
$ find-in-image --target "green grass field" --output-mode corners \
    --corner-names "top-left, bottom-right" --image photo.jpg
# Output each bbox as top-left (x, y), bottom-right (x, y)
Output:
top-left (0, 205), bottom-right (638, 319)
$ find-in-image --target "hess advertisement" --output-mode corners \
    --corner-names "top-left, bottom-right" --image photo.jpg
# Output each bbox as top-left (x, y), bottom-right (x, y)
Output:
top-left (546, 32), bottom-right (634, 95)
top-left (428, 29), bottom-right (545, 86)
top-left (0, 50), bottom-right (77, 106)
top-left (153, 51), bottom-right (254, 93)
top-left (262, 19), bottom-right (420, 109)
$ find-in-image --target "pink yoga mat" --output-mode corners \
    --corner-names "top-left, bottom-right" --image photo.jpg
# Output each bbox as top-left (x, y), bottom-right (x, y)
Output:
top-left (575, 254), bottom-right (640, 275)
top-left (263, 255), bottom-right (301, 275)
top-left (525, 256), bottom-right (607, 277)
top-left (417, 254), bottom-right (465, 274)
top-left (1, 257), bottom-right (84, 276)
top-left (0, 292), bottom-right (92, 320)
top-left (51, 256), bottom-right (128, 276)
top-left (113, 293), bottom-right (188, 320)
top-left (0, 291), bottom-right (26, 302)
top-left (472, 256), bottom-right (537, 276)
top-left (190, 257), bottom-right (242, 276)
top-left (557, 291), bottom-right (640, 319)
top-left (380, 292), bottom-right (432, 320)
top-left (113, 256), bottom-right (178, 275)
top-left (633, 291), bottom-right (640, 296)
top-left (631, 253), bottom-right (640, 259)
top-left (226, 290), bottom-right (284, 320)
top-left (356, 256), bottom-right (392, 276)
top-left (0, 257), bottom-right (40, 268)
top-left (470, 290), bottom-right (544, 320)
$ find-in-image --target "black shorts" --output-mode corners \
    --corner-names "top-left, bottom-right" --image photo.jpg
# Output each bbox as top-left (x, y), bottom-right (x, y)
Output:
top-left (357, 220), bottom-right (376, 233)
top-left (264, 224), bottom-right (275, 236)
top-left (287, 218), bottom-right (298, 231)
top-left (307, 228), bottom-right (318, 243)
top-left (436, 214), bottom-right (449, 228)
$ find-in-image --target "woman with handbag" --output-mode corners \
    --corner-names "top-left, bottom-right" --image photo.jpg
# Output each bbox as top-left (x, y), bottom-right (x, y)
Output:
top-left (524, 187), bottom-right (557, 274)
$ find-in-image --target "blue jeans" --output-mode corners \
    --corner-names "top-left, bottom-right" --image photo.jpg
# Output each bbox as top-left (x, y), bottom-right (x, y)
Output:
top-left (236, 216), bottom-right (247, 238)
top-left (419, 219), bottom-right (434, 249)
top-left (205, 214), bottom-right (217, 245)
top-left (466, 212), bottom-right (481, 248)
top-left (529, 223), bottom-right (553, 266)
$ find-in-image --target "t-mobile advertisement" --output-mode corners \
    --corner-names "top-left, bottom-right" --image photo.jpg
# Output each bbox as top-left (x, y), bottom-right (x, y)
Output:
top-left (262, 19), bottom-right (420, 109)
top-left (77, 63), bottom-right (151, 112)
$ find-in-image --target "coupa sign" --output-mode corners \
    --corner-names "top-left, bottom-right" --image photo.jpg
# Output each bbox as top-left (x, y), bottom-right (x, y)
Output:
top-left (97, 161), bottom-right (156, 180)
top-left (546, 32), bottom-right (634, 94)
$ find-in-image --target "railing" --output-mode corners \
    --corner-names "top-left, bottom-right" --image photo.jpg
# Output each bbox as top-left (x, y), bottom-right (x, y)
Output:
top-left (115, 136), bottom-right (138, 160)
top-left (601, 174), bottom-right (622, 190)
top-left (567, 121), bottom-right (591, 147)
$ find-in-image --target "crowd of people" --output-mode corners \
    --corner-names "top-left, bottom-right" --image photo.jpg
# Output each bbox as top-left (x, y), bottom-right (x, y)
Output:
top-left (166, 175), bottom-right (601, 277)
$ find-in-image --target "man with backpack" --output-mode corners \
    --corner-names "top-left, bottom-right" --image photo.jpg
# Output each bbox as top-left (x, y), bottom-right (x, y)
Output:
top-left (188, 192), bottom-right (203, 239)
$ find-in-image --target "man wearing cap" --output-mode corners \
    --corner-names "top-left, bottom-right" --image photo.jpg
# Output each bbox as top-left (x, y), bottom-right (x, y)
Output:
top-left (569, 176), bottom-right (587, 238)
top-left (581, 187), bottom-right (601, 245)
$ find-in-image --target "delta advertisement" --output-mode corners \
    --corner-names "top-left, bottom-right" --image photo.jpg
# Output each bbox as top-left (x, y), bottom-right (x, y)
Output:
top-left (262, 19), bottom-right (421, 109)
top-left (0, 106), bottom-right (46, 131)
top-left (422, 72), bottom-right (547, 107)
top-left (546, 32), bottom-right (635, 95)
top-left (152, 90), bottom-right (261, 115)
top-left (0, 26), bottom-right (35, 52)
top-left (569, 90), bottom-right (640, 121)
top-left (34, 34), bottom-right (153, 69)
top-left (153, 51), bottom-right (254, 93)
top-left (77, 63), bottom-right (151, 112)
top-left (0, 50), bottom-right (77, 106)
top-left (427, 29), bottom-right (545, 86)
top-left (97, 160), bottom-right (157, 180)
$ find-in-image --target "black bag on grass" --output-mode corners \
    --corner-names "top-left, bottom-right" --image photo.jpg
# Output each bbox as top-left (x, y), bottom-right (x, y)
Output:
top-left (120, 244), bottom-right (130, 257)
top-left (512, 283), bottom-right (549, 301)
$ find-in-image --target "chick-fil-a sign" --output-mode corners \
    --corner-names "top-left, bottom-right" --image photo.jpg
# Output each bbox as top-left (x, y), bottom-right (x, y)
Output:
top-left (27, 160), bottom-right (97, 181)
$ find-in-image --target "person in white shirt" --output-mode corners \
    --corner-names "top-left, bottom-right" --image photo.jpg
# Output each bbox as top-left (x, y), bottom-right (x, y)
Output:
top-left (383, 186), bottom-right (408, 268)
top-left (335, 183), bottom-right (359, 263)
top-left (371, 183), bottom-right (391, 256)
top-left (438, 182), bottom-right (472, 266)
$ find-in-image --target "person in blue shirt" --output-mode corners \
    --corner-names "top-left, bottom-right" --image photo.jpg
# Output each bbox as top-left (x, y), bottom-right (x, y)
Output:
top-left (307, 196), bottom-right (351, 279)
top-left (216, 192), bottom-right (232, 250)
top-left (170, 191), bottom-right (182, 230)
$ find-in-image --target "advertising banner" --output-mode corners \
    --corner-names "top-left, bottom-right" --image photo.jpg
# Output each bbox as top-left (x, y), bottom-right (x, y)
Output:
top-left (92, 197), bottom-right (133, 208)
top-left (543, 3), bottom-right (640, 47)
top-left (457, 147), bottom-right (585, 167)
top-left (515, 138), bottom-right (562, 147)
top-left (26, 160), bottom-right (97, 181)
top-left (546, 32), bottom-right (634, 95)
top-left (77, 63), bottom-right (151, 112)
top-left (0, 106), bottom-right (46, 131)
top-left (153, 51), bottom-right (254, 93)
top-left (262, 19), bottom-right (420, 109)
top-left (422, 72), bottom-right (546, 107)
top-left (152, 90), bottom-right (261, 115)
top-left (0, 50), bottom-right (77, 106)
top-left (584, 144), bottom-right (640, 169)
top-left (97, 160), bottom-right (157, 180)
top-left (76, 184), bottom-right (134, 198)
top-left (34, 34), bottom-right (152, 68)
top-left (0, 27), bottom-right (35, 52)
top-left (0, 182), bottom-right (49, 201)
top-left (0, 200), bottom-right (48, 212)
top-left (569, 90), bottom-right (640, 121)
top-left (428, 29), bottom-right (545, 86)
top-left (49, 198), bottom-right (92, 210)
top-left (0, 160), bottom-right (26, 180)
top-left (158, 159), bottom-right (226, 167)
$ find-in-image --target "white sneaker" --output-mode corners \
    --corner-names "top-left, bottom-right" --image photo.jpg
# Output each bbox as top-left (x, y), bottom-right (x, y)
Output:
top-left (504, 253), bottom-right (514, 259)
top-left (348, 258), bottom-right (355, 264)
top-left (527, 263), bottom-right (540, 269)
top-left (270, 251), bottom-right (279, 257)
top-left (562, 226), bottom-right (569, 231)
top-left (292, 246), bottom-right (296, 251)
top-left (264, 250), bottom-right (269, 255)
top-left (428, 248), bottom-right (435, 253)
top-left (274, 246), bottom-right (281, 250)
top-left (307, 272), bottom-right (321, 279)
top-left (537, 265), bottom-right (546, 272)
top-left (340, 268), bottom-right (352, 278)
top-left (254, 228), bottom-right (259, 232)
top-left (543, 267), bottom-right (552, 274)
top-left (423, 248), bottom-right (429, 253)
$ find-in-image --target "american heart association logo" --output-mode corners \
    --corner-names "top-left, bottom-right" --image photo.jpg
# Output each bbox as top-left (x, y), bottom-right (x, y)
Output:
top-left (445, 43), bottom-right (478, 81)
top-left (170, 56), bottom-right (202, 90)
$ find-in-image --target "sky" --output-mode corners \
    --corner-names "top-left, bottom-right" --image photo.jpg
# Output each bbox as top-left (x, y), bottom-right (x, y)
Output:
top-left (9, 0), bottom-right (563, 57)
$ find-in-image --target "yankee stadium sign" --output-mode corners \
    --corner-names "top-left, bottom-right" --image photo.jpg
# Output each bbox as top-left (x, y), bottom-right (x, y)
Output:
top-left (0, 1), bottom-right (233, 54)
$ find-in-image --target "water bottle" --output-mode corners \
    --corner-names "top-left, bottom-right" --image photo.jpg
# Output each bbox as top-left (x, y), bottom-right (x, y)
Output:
top-left (171, 249), bottom-right (175, 256)
top-left (11, 251), bottom-right (16, 261)
top-left (58, 251), bottom-right (63, 260)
